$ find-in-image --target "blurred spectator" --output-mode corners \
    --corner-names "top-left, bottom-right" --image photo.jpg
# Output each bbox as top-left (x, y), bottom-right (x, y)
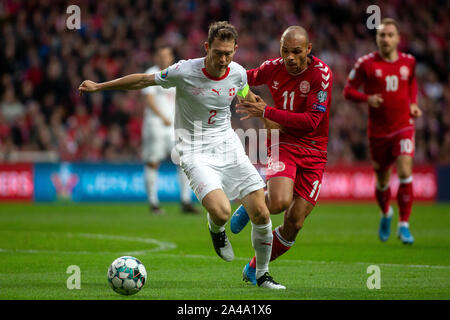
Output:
top-left (0, 0), bottom-right (448, 164)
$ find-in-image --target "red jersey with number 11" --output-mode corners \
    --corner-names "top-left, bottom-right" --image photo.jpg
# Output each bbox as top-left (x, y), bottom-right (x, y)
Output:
top-left (247, 56), bottom-right (332, 153)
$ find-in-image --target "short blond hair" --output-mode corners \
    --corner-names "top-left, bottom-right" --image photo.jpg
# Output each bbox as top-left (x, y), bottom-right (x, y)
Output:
top-left (378, 18), bottom-right (400, 33)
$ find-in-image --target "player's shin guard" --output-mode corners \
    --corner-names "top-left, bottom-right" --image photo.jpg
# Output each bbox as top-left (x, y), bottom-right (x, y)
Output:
top-left (375, 183), bottom-right (391, 215)
top-left (397, 176), bottom-right (413, 222)
top-left (251, 221), bottom-right (273, 279)
top-left (249, 226), bottom-right (293, 269)
top-left (144, 166), bottom-right (159, 205)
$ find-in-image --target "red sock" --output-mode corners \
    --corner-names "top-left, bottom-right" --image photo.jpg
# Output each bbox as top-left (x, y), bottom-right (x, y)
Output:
top-left (375, 186), bottom-right (391, 215)
top-left (397, 180), bottom-right (413, 222)
top-left (249, 229), bottom-right (291, 268)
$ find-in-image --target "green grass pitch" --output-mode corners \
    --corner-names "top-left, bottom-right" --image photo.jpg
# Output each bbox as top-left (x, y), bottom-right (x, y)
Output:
top-left (0, 202), bottom-right (449, 300)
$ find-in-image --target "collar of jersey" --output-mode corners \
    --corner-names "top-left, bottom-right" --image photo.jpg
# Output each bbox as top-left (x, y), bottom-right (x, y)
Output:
top-left (202, 66), bottom-right (231, 81)
top-left (376, 50), bottom-right (400, 63)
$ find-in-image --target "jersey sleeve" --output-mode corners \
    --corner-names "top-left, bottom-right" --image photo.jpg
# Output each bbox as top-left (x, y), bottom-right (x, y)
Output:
top-left (142, 68), bottom-right (158, 95)
top-left (409, 58), bottom-right (418, 104)
top-left (343, 59), bottom-right (369, 102)
top-left (154, 60), bottom-right (185, 89)
top-left (246, 59), bottom-right (276, 86)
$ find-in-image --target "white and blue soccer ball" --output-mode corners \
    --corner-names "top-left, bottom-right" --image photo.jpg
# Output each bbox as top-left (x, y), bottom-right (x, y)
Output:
top-left (107, 256), bottom-right (147, 295)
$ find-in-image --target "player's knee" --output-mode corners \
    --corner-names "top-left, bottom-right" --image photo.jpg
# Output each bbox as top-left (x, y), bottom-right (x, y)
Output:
top-left (249, 205), bottom-right (270, 225)
top-left (208, 202), bottom-right (231, 224)
top-left (375, 171), bottom-right (390, 188)
top-left (268, 197), bottom-right (291, 214)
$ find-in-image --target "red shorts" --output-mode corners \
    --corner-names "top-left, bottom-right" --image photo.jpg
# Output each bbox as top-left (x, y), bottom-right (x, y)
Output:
top-left (369, 129), bottom-right (415, 172)
top-left (266, 143), bottom-right (327, 206)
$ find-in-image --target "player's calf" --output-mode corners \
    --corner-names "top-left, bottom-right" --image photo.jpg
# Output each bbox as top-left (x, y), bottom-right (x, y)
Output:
top-left (281, 197), bottom-right (313, 241)
top-left (203, 190), bottom-right (234, 261)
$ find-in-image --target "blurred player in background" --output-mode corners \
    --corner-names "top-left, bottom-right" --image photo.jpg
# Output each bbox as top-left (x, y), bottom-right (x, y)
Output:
top-left (230, 26), bottom-right (333, 285)
top-left (344, 18), bottom-right (422, 244)
top-left (141, 46), bottom-right (199, 215)
top-left (79, 21), bottom-right (285, 289)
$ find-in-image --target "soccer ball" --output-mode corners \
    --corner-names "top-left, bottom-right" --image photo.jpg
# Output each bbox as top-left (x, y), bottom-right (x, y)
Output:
top-left (107, 256), bottom-right (147, 295)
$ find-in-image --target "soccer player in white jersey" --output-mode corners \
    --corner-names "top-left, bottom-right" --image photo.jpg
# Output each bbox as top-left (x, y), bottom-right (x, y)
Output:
top-left (141, 46), bottom-right (199, 215)
top-left (79, 21), bottom-right (285, 289)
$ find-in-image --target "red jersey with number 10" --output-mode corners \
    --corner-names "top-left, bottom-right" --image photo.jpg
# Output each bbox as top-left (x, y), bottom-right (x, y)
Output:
top-left (247, 56), bottom-right (332, 153)
top-left (344, 51), bottom-right (417, 138)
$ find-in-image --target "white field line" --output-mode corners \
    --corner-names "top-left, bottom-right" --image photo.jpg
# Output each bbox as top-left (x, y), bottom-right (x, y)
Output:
top-left (0, 232), bottom-right (176, 255)
top-left (1, 232), bottom-right (449, 270)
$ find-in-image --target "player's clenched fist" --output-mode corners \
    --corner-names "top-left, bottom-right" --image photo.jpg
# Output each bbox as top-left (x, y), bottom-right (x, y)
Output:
top-left (78, 80), bottom-right (99, 96)
top-left (410, 103), bottom-right (422, 118)
top-left (367, 94), bottom-right (384, 108)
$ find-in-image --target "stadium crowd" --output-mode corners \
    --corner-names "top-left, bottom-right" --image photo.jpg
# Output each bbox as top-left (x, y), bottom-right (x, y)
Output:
top-left (0, 0), bottom-right (449, 164)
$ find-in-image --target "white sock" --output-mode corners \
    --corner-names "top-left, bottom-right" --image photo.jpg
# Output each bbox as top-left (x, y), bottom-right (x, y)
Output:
top-left (207, 213), bottom-right (225, 233)
top-left (274, 226), bottom-right (295, 247)
top-left (398, 221), bottom-right (409, 228)
top-left (399, 176), bottom-right (413, 184)
top-left (252, 220), bottom-right (273, 279)
top-left (178, 166), bottom-right (192, 203)
top-left (144, 166), bottom-right (158, 206)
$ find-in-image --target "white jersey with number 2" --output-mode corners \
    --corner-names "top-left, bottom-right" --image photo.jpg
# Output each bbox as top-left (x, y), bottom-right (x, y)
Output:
top-left (153, 57), bottom-right (264, 201)
top-left (154, 58), bottom-right (247, 155)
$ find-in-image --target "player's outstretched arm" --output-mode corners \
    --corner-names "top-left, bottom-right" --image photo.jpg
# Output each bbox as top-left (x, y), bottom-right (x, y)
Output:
top-left (78, 73), bottom-right (156, 96)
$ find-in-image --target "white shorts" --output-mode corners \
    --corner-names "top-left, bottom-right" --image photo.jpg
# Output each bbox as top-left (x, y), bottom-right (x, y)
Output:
top-left (142, 122), bottom-right (174, 163)
top-left (179, 132), bottom-right (265, 202)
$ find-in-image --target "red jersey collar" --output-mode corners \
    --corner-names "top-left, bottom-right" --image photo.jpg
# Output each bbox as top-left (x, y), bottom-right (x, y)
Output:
top-left (376, 50), bottom-right (400, 63)
top-left (284, 55), bottom-right (314, 76)
top-left (202, 63), bottom-right (230, 81)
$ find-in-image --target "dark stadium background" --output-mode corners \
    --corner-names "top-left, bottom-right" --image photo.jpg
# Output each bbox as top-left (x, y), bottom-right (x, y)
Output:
top-left (0, 0), bottom-right (449, 201)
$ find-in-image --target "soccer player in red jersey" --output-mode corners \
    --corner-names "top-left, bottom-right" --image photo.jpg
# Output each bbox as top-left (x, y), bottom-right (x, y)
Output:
top-left (230, 26), bottom-right (333, 284)
top-left (343, 18), bottom-right (422, 244)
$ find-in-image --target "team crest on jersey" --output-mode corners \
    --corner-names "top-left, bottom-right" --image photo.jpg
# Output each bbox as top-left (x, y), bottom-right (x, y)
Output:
top-left (272, 81), bottom-right (279, 90)
top-left (317, 90), bottom-right (327, 103)
top-left (268, 158), bottom-right (285, 173)
top-left (160, 69), bottom-right (169, 79)
top-left (299, 80), bottom-right (310, 94)
top-left (400, 65), bottom-right (410, 80)
top-left (375, 69), bottom-right (382, 77)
